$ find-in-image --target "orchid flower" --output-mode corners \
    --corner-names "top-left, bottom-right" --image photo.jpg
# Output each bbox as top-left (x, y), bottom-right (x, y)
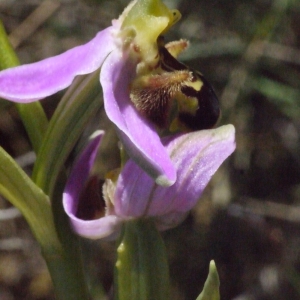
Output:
top-left (0, 0), bottom-right (190, 187)
top-left (63, 125), bottom-right (235, 239)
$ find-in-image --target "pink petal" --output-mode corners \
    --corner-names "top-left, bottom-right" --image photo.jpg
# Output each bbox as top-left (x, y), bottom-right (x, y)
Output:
top-left (0, 27), bottom-right (115, 103)
top-left (100, 49), bottom-right (176, 187)
top-left (63, 131), bottom-right (122, 239)
top-left (115, 125), bottom-right (236, 230)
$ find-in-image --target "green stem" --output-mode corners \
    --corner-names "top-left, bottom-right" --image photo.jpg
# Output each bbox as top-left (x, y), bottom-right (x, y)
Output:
top-left (115, 219), bottom-right (170, 300)
top-left (45, 175), bottom-right (90, 300)
top-left (30, 72), bottom-right (102, 298)
top-left (43, 249), bottom-right (89, 300)
top-left (0, 20), bottom-right (48, 154)
top-left (0, 20), bottom-right (90, 300)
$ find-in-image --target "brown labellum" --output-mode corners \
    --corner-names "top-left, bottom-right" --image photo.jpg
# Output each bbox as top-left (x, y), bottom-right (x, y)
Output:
top-left (129, 37), bottom-right (220, 131)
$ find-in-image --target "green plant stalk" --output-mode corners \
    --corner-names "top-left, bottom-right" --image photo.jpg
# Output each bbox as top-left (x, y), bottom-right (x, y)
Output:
top-left (115, 219), bottom-right (170, 300)
top-left (30, 67), bottom-right (103, 300)
top-left (47, 172), bottom-right (90, 300)
top-left (0, 20), bottom-right (90, 299)
top-left (0, 146), bottom-right (59, 251)
top-left (0, 20), bottom-right (48, 154)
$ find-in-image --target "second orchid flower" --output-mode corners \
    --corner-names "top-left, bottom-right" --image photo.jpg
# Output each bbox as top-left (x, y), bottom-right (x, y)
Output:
top-left (63, 125), bottom-right (235, 239)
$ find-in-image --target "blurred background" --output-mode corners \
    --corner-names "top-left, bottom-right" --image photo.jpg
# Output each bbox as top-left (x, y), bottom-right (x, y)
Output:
top-left (0, 0), bottom-right (300, 299)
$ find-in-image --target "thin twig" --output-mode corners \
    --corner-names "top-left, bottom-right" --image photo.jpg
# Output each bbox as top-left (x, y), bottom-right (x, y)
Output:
top-left (229, 197), bottom-right (300, 223)
top-left (8, 0), bottom-right (60, 49)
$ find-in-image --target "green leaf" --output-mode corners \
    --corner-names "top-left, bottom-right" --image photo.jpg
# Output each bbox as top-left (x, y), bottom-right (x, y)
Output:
top-left (0, 20), bottom-right (19, 69)
top-left (15, 103), bottom-right (49, 153)
top-left (0, 145), bottom-right (90, 300)
top-left (32, 70), bottom-right (103, 196)
top-left (196, 261), bottom-right (220, 300)
top-left (0, 146), bottom-right (60, 251)
top-left (0, 20), bottom-right (48, 153)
